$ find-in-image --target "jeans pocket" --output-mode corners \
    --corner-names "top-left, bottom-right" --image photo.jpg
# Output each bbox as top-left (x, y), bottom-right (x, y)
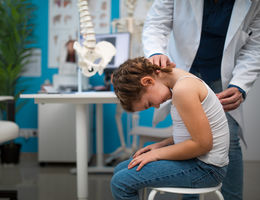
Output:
top-left (212, 165), bottom-right (228, 182)
top-left (191, 161), bottom-right (225, 188)
top-left (191, 171), bottom-right (219, 188)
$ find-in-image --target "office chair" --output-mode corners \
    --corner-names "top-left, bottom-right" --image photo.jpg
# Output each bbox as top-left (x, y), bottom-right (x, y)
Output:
top-left (0, 96), bottom-right (19, 200)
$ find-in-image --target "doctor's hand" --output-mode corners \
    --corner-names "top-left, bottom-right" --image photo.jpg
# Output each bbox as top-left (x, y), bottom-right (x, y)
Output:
top-left (149, 54), bottom-right (176, 68)
top-left (216, 87), bottom-right (243, 112)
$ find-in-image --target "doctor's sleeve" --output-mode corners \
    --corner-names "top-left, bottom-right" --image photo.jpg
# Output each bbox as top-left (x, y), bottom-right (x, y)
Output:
top-left (142, 0), bottom-right (174, 58)
top-left (230, 5), bottom-right (260, 95)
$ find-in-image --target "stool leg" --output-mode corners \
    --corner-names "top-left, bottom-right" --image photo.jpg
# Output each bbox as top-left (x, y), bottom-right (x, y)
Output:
top-left (140, 188), bottom-right (147, 200)
top-left (148, 190), bottom-right (158, 200)
top-left (199, 194), bottom-right (205, 200)
top-left (215, 190), bottom-right (224, 200)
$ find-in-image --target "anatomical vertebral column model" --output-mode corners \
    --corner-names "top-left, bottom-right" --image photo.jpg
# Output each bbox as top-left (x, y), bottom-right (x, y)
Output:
top-left (73, 0), bottom-right (116, 77)
top-left (112, 0), bottom-right (143, 58)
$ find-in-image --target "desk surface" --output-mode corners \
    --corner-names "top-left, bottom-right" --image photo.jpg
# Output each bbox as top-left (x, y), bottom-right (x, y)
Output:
top-left (20, 91), bottom-right (119, 104)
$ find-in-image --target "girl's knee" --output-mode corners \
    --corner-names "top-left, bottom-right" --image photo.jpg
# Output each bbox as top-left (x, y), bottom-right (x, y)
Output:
top-left (114, 159), bottom-right (132, 174)
top-left (111, 172), bottom-right (128, 198)
top-left (111, 172), bottom-right (119, 188)
top-left (111, 170), bottom-right (125, 190)
top-left (111, 171), bottom-right (139, 200)
top-left (111, 168), bottom-right (136, 192)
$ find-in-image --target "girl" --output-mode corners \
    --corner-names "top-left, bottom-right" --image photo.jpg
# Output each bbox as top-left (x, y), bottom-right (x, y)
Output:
top-left (111, 57), bottom-right (229, 200)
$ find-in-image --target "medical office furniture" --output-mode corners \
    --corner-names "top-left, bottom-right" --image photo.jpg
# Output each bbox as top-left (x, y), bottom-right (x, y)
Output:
top-left (38, 103), bottom-right (93, 164)
top-left (21, 91), bottom-right (119, 200)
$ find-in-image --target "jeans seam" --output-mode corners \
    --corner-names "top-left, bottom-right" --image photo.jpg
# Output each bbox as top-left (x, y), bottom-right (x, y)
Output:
top-left (130, 166), bottom-right (201, 188)
top-left (191, 169), bottom-right (212, 187)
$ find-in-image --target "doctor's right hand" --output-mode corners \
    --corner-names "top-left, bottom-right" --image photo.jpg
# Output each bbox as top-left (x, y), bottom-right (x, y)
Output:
top-left (149, 54), bottom-right (176, 68)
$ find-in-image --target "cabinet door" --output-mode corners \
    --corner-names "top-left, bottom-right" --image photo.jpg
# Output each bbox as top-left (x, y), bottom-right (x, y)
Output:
top-left (38, 104), bottom-right (93, 163)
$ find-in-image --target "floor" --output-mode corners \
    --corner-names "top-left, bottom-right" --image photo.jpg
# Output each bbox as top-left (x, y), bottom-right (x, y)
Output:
top-left (0, 153), bottom-right (259, 200)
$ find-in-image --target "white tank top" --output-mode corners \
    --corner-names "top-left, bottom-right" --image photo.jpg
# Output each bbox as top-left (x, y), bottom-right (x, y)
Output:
top-left (171, 75), bottom-right (230, 167)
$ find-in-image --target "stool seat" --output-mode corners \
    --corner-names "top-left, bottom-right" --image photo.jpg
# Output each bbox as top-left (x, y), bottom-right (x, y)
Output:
top-left (148, 183), bottom-right (224, 200)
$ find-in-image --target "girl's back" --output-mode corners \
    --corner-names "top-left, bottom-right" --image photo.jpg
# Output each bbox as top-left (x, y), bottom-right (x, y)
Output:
top-left (171, 76), bottom-right (230, 167)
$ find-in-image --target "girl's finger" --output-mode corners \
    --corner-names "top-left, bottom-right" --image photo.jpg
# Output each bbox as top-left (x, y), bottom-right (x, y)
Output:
top-left (136, 161), bottom-right (146, 171)
top-left (128, 159), bottom-right (140, 169)
top-left (133, 147), bottom-right (149, 158)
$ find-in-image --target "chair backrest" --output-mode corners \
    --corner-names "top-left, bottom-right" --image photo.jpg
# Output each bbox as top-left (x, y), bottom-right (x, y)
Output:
top-left (130, 106), bottom-right (172, 148)
top-left (0, 121), bottom-right (19, 143)
top-left (0, 96), bottom-right (14, 101)
top-left (0, 96), bottom-right (19, 143)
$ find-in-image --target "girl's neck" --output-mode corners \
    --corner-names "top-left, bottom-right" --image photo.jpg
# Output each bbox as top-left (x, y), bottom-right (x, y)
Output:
top-left (160, 68), bottom-right (190, 88)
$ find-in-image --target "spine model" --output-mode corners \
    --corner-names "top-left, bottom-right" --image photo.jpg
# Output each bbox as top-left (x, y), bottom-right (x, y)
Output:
top-left (73, 0), bottom-right (116, 77)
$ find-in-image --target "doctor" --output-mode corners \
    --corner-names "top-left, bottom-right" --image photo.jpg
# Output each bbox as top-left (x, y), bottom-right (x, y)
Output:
top-left (142, 0), bottom-right (260, 200)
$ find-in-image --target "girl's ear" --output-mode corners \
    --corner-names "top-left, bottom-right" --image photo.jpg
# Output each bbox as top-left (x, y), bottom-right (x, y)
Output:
top-left (140, 76), bottom-right (155, 86)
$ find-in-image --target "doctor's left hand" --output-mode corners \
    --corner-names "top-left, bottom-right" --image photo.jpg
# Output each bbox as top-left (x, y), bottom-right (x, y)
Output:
top-left (128, 150), bottom-right (158, 171)
top-left (216, 87), bottom-right (243, 112)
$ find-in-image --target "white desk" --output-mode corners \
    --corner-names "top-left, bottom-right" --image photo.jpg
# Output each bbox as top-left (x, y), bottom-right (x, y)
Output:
top-left (20, 92), bottom-right (119, 200)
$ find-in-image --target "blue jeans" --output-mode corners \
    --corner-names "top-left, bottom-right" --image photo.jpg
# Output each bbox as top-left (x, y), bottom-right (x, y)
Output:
top-left (110, 158), bottom-right (227, 200)
top-left (221, 113), bottom-right (243, 200)
top-left (183, 77), bottom-right (243, 200)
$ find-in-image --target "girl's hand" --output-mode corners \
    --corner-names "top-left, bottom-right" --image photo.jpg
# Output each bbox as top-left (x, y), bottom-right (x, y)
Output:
top-left (128, 150), bottom-right (159, 171)
top-left (133, 142), bottom-right (163, 158)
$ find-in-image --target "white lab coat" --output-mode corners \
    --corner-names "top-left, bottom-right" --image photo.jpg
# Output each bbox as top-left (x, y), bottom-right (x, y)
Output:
top-left (142, 0), bottom-right (260, 140)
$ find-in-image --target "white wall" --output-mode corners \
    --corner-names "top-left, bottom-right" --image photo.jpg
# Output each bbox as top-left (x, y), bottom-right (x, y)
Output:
top-left (242, 77), bottom-right (260, 161)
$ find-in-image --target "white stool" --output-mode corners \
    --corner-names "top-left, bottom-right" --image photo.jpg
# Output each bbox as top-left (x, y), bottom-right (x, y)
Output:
top-left (147, 183), bottom-right (224, 200)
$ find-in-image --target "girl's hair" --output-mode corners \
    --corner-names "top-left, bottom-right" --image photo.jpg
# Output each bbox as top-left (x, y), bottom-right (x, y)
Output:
top-left (112, 57), bottom-right (172, 112)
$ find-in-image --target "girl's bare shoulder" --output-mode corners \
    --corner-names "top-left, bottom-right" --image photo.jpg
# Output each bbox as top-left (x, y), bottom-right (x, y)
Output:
top-left (172, 77), bottom-right (208, 103)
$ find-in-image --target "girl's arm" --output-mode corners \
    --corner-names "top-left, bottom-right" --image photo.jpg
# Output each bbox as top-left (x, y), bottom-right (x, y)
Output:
top-left (133, 137), bottom-right (173, 158)
top-left (129, 79), bottom-right (212, 171)
top-left (155, 80), bottom-right (212, 160)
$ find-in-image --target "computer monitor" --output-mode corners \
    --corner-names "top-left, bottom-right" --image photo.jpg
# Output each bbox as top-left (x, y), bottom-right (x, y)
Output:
top-left (95, 32), bottom-right (130, 69)
top-left (95, 32), bottom-right (130, 90)
top-left (78, 32), bottom-right (130, 91)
